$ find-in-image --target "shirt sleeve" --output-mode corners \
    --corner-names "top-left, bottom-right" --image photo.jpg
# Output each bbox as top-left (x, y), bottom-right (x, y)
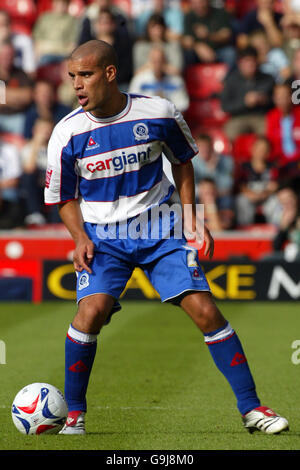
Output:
top-left (161, 100), bottom-right (198, 165)
top-left (44, 125), bottom-right (78, 205)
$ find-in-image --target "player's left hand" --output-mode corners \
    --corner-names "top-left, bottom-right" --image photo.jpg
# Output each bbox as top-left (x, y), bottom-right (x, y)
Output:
top-left (203, 225), bottom-right (214, 259)
top-left (73, 236), bottom-right (94, 274)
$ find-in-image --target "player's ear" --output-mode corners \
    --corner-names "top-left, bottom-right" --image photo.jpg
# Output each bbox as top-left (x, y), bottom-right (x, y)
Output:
top-left (105, 64), bottom-right (117, 83)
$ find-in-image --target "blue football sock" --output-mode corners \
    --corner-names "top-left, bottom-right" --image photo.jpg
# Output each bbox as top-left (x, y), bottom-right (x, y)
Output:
top-left (204, 322), bottom-right (260, 415)
top-left (64, 324), bottom-right (97, 412)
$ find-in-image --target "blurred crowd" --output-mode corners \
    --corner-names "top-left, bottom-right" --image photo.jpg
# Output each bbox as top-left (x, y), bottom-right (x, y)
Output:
top-left (0, 0), bottom-right (299, 259)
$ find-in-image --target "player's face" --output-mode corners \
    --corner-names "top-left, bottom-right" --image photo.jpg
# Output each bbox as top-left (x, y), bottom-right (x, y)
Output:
top-left (68, 53), bottom-right (116, 115)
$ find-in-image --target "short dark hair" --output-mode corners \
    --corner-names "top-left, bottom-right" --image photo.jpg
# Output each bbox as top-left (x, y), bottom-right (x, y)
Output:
top-left (199, 177), bottom-right (216, 186)
top-left (147, 13), bottom-right (166, 28)
top-left (70, 40), bottom-right (119, 70)
top-left (253, 135), bottom-right (271, 146)
top-left (196, 133), bottom-right (213, 144)
top-left (238, 46), bottom-right (258, 60)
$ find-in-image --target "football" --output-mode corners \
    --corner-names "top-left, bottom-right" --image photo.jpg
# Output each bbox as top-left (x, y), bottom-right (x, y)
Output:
top-left (11, 383), bottom-right (68, 435)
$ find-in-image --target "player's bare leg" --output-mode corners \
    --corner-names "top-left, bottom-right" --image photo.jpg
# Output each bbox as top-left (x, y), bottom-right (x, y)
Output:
top-left (180, 291), bottom-right (226, 333)
top-left (73, 293), bottom-right (116, 334)
top-left (180, 291), bottom-right (289, 434)
top-left (60, 293), bottom-right (115, 435)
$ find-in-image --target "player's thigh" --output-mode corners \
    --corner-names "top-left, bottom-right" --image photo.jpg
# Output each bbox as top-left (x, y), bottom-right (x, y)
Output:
top-left (75, 251), bottom-right (133, 329)
top-left (144, 245), bottom-right (226, 332)
top-left (76, 250), bottom-right (133, 302)
top-left (143, 245), bottom-right (210, 303)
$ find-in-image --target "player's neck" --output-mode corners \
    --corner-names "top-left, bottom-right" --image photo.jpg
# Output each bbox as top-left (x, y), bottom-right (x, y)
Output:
top-left (90, 90), bottom-right (127, 120)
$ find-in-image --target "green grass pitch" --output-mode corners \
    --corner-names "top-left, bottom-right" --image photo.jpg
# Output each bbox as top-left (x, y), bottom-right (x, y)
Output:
top-left (0, 300), bottom-right (299, 451)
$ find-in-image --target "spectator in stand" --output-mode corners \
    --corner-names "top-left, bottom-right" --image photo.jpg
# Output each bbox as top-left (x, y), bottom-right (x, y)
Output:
top-left (20, 117), bottom-right (60, 226)
top-left (0, 40), bottom-right (33, 135)
top-left (127, 0), bottom-right (182, 33)
top-left (23, 79), bottom-right (72, 140)
top-left (128, 46), bottom-right (189, 112)
top-left (249, 30), bottom-right (291, 83)
top-left (285, 47), bottom-right (300, 85)
top-left (281, 0), bottom-right (300, 34)
top-left (135, 0), bottom-right (184, 40)
top-left (0, 10), bottom-right (36, 79)
top-left (235, 136), bottom-right (279, 226)
top-left (86, 8), bottom-right (133, 90)
top-left (266, 83), bottom-right (300, 168)
top-left (133, 13), bottom-right (184, 76)
top-left (196, 177), bottom-right (235, 231)
top-left (77, 0), bottom-right (131, 45)
top-left (221, 46), bottom-right (274, 141)
top-left (281, 14), bottom-right (300, 64)
top-left (192, 133), bottom-right (234, 200)
top-left (0, 137), bottom-right (23, 229)
top-left (271, 184), bottom-right (300, 260)
top-left (181, 0), bottom-right (236, 68)
top-left (237, 0), bottom-right (283, 49)
top-left (56, 59), bottom-right (78, 110)
top-left (32, 0), bottom-right (79, 66)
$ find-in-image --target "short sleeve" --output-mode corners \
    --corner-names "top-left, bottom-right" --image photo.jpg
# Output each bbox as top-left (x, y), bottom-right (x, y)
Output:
top-left (162, 101), bottom-right (198, 165)
top-left (44, 126), bottom-right (78, 205)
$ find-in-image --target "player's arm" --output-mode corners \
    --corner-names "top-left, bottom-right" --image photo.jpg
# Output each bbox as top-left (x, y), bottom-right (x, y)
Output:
top-left (58, 200), bottom-right (94, 274)
top-left (171, 160), bottom-right (214, 259)
top-left (44, 126), bottom-right (94, 273)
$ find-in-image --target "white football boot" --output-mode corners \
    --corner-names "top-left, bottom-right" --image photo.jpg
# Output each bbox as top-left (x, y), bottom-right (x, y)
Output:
top-left (59, 411), bottom-right (86, 435)
top-left (243, 406), bottom-right (289, 434)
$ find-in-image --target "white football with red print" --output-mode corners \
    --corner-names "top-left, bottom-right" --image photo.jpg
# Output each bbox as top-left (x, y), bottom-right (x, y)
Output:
top-left (11, 383), bottom-right (68, 435)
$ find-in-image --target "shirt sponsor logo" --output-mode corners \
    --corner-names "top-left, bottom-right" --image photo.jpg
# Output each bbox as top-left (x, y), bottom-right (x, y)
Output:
top-left (86, 147), bottom-right (152, 174)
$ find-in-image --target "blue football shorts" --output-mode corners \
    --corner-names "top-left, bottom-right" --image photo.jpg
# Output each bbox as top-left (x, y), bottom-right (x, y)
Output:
top-left (76, 219), bottom-right (210, 317)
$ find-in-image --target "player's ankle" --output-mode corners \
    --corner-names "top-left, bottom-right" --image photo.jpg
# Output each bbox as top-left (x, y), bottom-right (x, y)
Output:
top-left (66, 410), bottom-right (85, 425)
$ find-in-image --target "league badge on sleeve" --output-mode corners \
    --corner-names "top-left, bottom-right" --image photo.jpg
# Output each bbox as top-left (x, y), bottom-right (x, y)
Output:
top-left (45, 168), bottom-right (53, 189)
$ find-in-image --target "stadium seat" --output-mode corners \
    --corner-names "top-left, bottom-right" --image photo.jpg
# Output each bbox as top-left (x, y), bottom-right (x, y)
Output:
top-left (35, 0), bottom-right (53, 15)
top-left (184, 63), bottom-right (228, 100)
top-left (36, 62), bottom-right (64, 87)
top-left (205, 127), bottom-right (232, 154)
top-left (1, 0), bottom-right (37, 35)
top-left (224, 0), bottom-right (255, 18)
top-left (232, 133), bottom-right (257, 162)
top-left (189, 126), bottom-right (232, 155)
top-left (185, 98), bottom-right (229, 128)
top-left (36, 0), bottom-right (85, 17)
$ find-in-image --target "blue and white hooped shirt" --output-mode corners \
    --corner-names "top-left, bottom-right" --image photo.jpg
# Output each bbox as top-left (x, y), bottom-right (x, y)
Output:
top-left (44, 93), bottom-right (198, 224)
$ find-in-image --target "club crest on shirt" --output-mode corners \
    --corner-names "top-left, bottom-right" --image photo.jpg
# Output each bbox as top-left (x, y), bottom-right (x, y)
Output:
top-left (133, 123), bottom-right (149, 141)
top-left (78, 273), bottom-right (89, 290)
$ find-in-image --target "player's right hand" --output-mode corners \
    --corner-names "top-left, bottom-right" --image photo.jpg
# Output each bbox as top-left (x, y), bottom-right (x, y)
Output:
top-left (73, 237), bottom-right (94, 274)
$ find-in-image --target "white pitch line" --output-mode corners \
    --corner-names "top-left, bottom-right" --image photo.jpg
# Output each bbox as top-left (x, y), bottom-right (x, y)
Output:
top-left (95, 406), bottom-right (188, 410)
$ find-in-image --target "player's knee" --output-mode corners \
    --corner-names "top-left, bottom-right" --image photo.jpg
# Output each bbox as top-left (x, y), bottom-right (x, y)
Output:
top-left (75, 295), bottom-right (114, 333)
top-left (195, 302), bottom-right (220, 330)
top-left (181, 292), bottom-right (225, 332)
